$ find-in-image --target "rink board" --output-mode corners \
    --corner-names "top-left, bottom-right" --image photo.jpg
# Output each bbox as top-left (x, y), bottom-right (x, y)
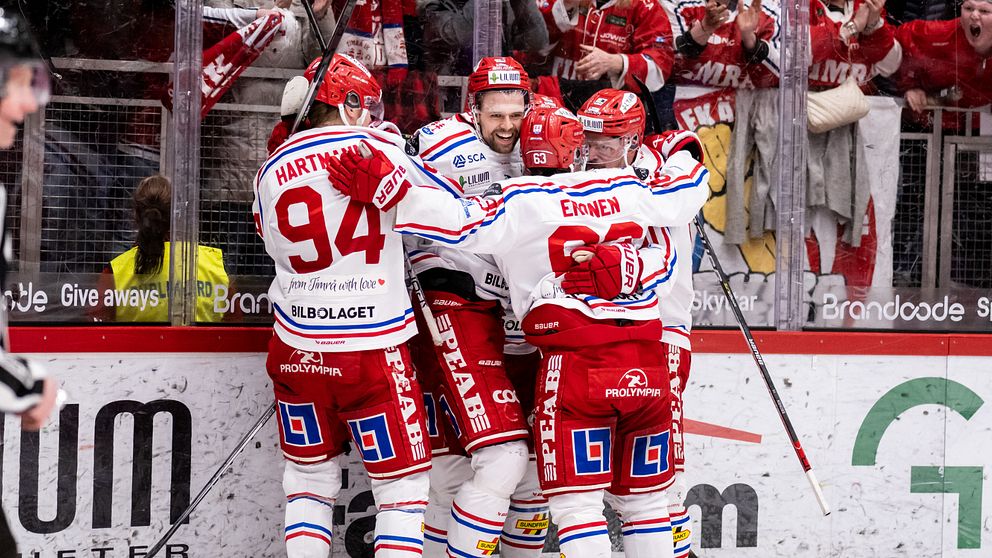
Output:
top-left (2, 329), bottom-right (990, 557)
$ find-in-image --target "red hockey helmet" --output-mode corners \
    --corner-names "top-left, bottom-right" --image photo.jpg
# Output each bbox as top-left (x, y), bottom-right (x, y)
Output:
top-left (577, 88), bottom-right (646, 166)
top-left (520, 106), bottom-right (587, 172)
top-left (305, 53), bottom-right (383, 125)
top-left (467, 56), bottom-right (531, 110)
top-left (576, 88), bottom-right (646, 142)
top-left (531, 92), bottom-right (563, 110)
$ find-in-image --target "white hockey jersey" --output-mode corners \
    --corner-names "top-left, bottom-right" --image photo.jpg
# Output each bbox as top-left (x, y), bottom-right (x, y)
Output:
top-left (252, 125), bottom-right (438, 352)
top-left (408, 112), bottom-right (531, 353)
top-left (393, 151), bottom-right (709, 323)
top-left (636, 146), bottom-right (696, 350)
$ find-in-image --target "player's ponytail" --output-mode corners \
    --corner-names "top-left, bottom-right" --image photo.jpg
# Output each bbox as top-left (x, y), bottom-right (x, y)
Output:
top-left (133, 175), bottom-right (171, 275)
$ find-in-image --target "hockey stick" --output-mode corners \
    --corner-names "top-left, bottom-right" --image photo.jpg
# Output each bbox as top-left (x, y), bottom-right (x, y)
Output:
top-left (293, 0), bottom-right (442, 347)
top-left (146, 5), bottom-right (362, 555)
top-left (290, 0), bottom-right (358, 135)
top-left (146, 402), bottom-right (277, 557)
top-left (692, 221), bottom-right (829, 516)
top-left (631, 77), bottom-right (830, 516)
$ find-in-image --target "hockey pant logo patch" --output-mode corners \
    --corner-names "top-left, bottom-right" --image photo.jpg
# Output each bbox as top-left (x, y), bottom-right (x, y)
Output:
top-left (572, 427), bottom-right (612, 475)
top-left (631, 431), bottom-right (671, 477)
top-left (347, 413), bottom-right (396, 462)
top-left (278, 401), bottom-right (324, 447)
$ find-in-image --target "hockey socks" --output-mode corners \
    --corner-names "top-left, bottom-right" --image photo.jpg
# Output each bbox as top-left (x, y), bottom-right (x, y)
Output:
top-left (500, 464), bottom-right (550, 557)
top-left (548, 491), bottom-right (612, 558)
top-left (371, 472), bottom-right (430, 557)
top-left (283, 460), bottom-right (340, 558)
top-left (424, 455), bottom-right (474, 557)
top-left (609, 492), bottom-right (674, 558)
top-left (446, 442), bottom-right (528, 557)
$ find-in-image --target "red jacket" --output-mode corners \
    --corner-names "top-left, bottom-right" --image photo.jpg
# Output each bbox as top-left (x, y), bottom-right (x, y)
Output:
top-left (540, 0), bottom-right (674, 90)
top-left (668, 0), bottom-right (781, 88)
top-left (808, 0), bottom-right (900, 89)
top-left (895, 18), bottom-right (992, 109)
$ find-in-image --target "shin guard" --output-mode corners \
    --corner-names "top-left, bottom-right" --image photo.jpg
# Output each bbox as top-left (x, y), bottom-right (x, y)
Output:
top-left (283, 459), bottom-right (341, 558)
top-left (607, 491), bottom-right (673, 558)
top-left (500, 463), bottom-right (549, 557)
top-left (372, 471), bottom-right (430, 557)
top-left (446, 441), bottom-right (528, 557)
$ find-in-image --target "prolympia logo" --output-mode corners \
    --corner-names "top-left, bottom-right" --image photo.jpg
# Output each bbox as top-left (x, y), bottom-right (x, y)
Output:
top-left (852, 377), bottom-right (985, 549)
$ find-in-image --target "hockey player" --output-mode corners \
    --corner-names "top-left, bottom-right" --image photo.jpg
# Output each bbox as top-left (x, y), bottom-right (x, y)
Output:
top-left (252, 53), bottom-right (434, 558)
top-left (576, 88), bottom-right (702, 558)
top-left (668, 0), bottom-right (781, 89)
top-left (324, 104), bottom-right (710, 558)
top-left (0, 8), bottom-right (57, 557)
top-left (405, 56), bottom-right (545, 558)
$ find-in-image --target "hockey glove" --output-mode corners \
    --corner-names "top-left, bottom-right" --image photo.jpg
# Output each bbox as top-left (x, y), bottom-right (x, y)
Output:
top-left (324, 140), bottom-right (410, 212)
top-left (646, 130), bottom-right (705, 163)
top-left (266, 120), bottom-right (291, 155)
top-left (561, 243), bottom-right (643, 300)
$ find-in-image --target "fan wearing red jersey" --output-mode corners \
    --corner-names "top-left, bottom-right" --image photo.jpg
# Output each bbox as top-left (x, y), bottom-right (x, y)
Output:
top-left (252, 53), bottom-right (435, 558)
top-left (325, 103), bottom-right (709, 558)
top-left (808, 0), bottom-right (901, 90)
top-left (537, 0), bottom-right (675, 91)
top-left (896, 0), bottom-right (992, 113)
top-left (668, 0), bottom-right (782, 89)
top-left (577, 89), bottom-right (702, 558)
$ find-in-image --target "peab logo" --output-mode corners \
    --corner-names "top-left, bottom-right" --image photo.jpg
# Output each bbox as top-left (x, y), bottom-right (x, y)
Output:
top-left (852, 377), bottom-right (985, 549)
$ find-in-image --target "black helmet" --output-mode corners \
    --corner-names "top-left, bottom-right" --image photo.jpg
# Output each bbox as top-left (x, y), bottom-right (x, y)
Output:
top-left (0, 7), bottom-right (48, 105)
top-left (0, 7), bottom-right (41, 64)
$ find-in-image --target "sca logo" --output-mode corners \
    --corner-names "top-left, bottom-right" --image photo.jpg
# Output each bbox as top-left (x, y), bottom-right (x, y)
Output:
top-left (852, 377), bottom-right (985, 549)
top-left (452, 153), bottom-right (486, 169)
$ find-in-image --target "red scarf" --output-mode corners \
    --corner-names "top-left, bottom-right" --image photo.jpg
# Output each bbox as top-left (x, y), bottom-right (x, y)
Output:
top-left (336, 0), bottom-right (408, 85)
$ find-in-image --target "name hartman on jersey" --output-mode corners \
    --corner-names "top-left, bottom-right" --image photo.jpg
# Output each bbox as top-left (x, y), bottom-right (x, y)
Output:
top-left (272, 144), bottom-right (359, 186)
top-left (560, 196), bottom-right (621, 218)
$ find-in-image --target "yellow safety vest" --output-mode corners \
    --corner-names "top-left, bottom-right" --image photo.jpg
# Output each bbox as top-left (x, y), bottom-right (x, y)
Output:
top-left (110, 242), bottom-right (229, 323)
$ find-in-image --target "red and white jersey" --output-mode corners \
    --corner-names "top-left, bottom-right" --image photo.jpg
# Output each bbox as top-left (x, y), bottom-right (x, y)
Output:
top-left (808, 0), bottom-right (902, 89)
top-left (666, 0), bottom-right (782, 89)
top-left (539, 0), bottom-right (675, 91)
top-left (407, 112), bottom-right (532, 352)
top-left (895, 19), bottom-right (992, 110)
top-left (253, 125), bottom-right (437, 352)
top-left (393, 151), bottom-right (709, 323)
top-left (634, 146), bottom-right (695, 349)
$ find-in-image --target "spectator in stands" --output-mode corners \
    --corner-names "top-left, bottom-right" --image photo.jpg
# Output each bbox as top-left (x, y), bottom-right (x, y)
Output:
top-left (895, 0), bottom-right (992, 112)
top-left (92, 175), bottom-right (230, 323)
top-left (808, 0), bottom-right (901, 92)
top-left (894, 0), bottom-right (992, 289)
top-left (669, 0), bottom-right (781, 89)
top-left (530, 0), bottom-right (674, 119)
top-left (421, 0), bottom-right (549, 76)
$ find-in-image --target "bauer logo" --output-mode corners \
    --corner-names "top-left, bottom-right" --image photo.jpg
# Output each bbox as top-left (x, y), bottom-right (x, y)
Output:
top-left (488, 70), bottom-right (521, 85)
top-left (279, 401), bottom-right (324, 447)
top-left (348, 413), bottom-right (396, 462)
top-left (572, 427), bottom-right (611, 475)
